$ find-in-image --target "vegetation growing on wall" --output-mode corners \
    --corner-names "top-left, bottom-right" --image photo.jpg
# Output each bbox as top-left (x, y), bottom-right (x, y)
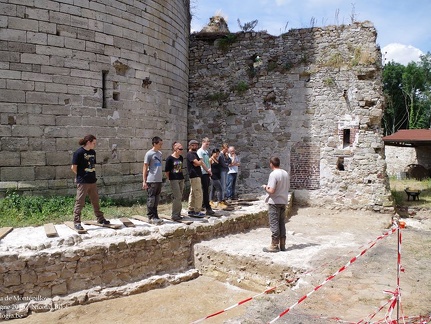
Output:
top-left (231, 81), bottom-right (249, 94)
top-left (216, 34), bottom-right (238, 52)
top-left (205, 92), bottom-right (230, 104)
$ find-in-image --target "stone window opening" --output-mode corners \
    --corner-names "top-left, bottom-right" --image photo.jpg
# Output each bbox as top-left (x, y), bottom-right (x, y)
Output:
top-left (343, 129), bottom-right (351, 148)
top-left (336, 157), bottom-right (345, 171)
top-left (102, 70), bottom-right (108, 108)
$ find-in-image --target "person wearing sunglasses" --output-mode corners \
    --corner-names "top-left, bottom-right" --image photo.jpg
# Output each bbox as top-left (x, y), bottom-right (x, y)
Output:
top-left (165, 142), bottom-right (185, 221)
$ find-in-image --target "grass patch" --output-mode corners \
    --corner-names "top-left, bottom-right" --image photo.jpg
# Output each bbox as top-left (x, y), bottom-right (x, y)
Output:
top-left (0, 191), bottom-right (148, 228)
top-left (389, 177), bottom-right (431, 208)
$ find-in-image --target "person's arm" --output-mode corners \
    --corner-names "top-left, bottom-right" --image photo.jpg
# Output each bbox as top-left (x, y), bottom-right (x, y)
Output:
top-left (71, 165), bottom-right (77, 174)
top-left (263, 185), bottom-right (276, 194)
top-left (192, 158), bottom-right (203, 167)
top-left (142, 163), bottom-right (149, 189)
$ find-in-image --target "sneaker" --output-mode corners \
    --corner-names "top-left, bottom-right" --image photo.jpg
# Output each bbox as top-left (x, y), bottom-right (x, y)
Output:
top-left (206, 208), bottom-right (215, 216)
top-left (74, 223), bottom-right (84, 231)
top-left (218, 201), bottom-right (228, 209)
top-left (97, 218), bottom-right (110, 225)
top-left (191, 212), bottom-right (205, 218)
top-left (210, 201), bottom-right (218, 209)
top-left (150, 217), bottom-right (164, 225)
top-left (188, 210), bottom-right (195, 216)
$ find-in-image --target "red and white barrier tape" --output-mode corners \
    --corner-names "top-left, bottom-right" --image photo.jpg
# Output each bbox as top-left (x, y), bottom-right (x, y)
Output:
top-left (267, 226), bottom-right (398, 323)
top-left (190, 286), bottom-right (278, 324)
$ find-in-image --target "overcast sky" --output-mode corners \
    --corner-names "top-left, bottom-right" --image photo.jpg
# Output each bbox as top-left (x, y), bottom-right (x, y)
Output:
top-left (191, 0), bottom-right (431, 66)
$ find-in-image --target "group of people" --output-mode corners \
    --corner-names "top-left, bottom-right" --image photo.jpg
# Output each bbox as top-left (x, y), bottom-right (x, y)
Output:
top-left (71, 134), bottom-right (290, 253)
top-left (165, 137), bottom-right (240, 220)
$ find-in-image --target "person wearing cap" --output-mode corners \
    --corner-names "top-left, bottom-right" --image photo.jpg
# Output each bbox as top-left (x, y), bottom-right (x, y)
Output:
top-left (186, 139), bottom-right (205, 218)
top-left (197, 137), bottom-right (215, 216)
top-left (143, 136), bottom-right (164, 225)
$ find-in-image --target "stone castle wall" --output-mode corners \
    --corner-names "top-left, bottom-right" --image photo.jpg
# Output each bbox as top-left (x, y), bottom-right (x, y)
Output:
top-left (188, 22), bottom-right (391, 210)
top-left (0, 0), bottom-right (190, 199)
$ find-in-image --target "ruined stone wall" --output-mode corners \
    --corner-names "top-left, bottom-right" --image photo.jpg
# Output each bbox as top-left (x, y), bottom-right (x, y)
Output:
top-left (189, 22), bottom-right (392, 210)
top-left (0, 0), bottom-right (190, 198)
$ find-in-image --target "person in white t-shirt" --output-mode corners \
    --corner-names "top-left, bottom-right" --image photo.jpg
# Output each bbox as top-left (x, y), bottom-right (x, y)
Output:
top-left (262, 156), bottom-right (290, 252)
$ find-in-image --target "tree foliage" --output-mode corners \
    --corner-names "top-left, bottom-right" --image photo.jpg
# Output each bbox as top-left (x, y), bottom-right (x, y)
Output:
top-left (382, 52), bottom-right (431, 135)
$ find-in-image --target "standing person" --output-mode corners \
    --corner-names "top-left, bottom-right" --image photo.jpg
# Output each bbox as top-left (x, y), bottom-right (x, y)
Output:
top-left (143, 136), bottom-right (164, 225)
top-left (197, 137), bottom-right (215, 215)
top-left (186, 140), bottom-right (206, 218)
top-left (218, 143), bottom-right (231, 202)
top-left (226, 146), bottom-right (240, 202)
top-left (71, 134), bottom-right (110, 230)
top-left (209, 148), bottom-right (223, 208)
top-left (165, 142), bottom-right (185, 221)
top-left (262, 157), bottom-right (290, 253)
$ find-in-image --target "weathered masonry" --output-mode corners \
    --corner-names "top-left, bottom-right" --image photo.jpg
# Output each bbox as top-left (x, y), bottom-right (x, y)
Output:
top-left (0, 0), bottom-right (391, 210)
top-left (188, 22), bottom-right (391, 210)
top-left (0, 0), bottom-right (190, 199)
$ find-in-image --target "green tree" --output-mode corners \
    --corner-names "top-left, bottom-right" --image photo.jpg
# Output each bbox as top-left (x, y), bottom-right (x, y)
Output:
top-left (382, 52), bottom-right (431, 135)
top-left (382, 62), bottom-right (407, 135)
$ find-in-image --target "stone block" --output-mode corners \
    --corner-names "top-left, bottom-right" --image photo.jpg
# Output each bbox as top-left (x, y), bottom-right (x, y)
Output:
top-left (1, 137), bottom-right (29, 151)
top-left (43, 126), bottom-right (68, 138)
top-left (1, 167), bottom-right (35, 181)
top-left (35, 166), bottom-right (55, 180)
top-left (26, 32), bottom-right (48, 45)
top-left (21, 151), bottom-right (46, 166)
top-left (7, 79), bottom-right (34, 91)
top-left (0, 151), bottom-right (20, 167)
top-left (0, 89), bottom-right (25, 103)
top-left (11, 125), bottom-right (43, 137)
top-left (4, 272), bottom-right (21, 287)
top-left (46, 152), bottom-right (70, 166)
top-left (51, 282), bottom-right (68, 296)
top-left (0, 29), bottom-right (26, 42)
top-left (38, 272), bottom-right (58, 283)
top-left (26, 92), bottom-right (59, 104)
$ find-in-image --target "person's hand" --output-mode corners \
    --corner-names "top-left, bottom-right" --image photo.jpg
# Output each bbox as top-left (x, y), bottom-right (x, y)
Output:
top-left (142, 182), bottom-right (148, 190)
top-left (262, 184), bottom-right (267, 189)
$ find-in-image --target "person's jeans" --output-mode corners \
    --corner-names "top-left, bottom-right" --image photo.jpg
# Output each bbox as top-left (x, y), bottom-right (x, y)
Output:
top-left (226, 172), bottom-right (237, 199)
top-left (146, 182), bottom-right (162, 219)
top-left (201, 174), bottom-right (211, 209)
top-left (188, 177), bottom-right (203, 212)
top-left (210, 178), bottom-right (223, 202)
top-left (268, 204), bottom-right (286, 240)
top-left (220, 170), bottom-right (228, 200)
top-left (170, 179), bottom-right (184, 218)
top-left (73, 183), bottom-right (104, 223)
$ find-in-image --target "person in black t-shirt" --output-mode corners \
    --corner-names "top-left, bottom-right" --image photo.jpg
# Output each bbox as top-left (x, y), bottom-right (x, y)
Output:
top-left (165, 142), bottom-right (185, 221)
top-left (71, 134), bottom-right (110, 230)
top-left (186, 140), bottom-right (205, 218)
top-left (210, 148), bottom-right (223, 206)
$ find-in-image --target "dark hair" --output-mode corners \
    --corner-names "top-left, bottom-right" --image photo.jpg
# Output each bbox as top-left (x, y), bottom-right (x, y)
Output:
top-left (172, 141), bottom-right (177, 150)
top-left (79, 134), bottom-right (96, 146)
top-left (211, 148), bottom-right (220, 155)
top-left (270, 156), bottom-right (280, 167)
top-left (152, 136), bottom-right (162, 145)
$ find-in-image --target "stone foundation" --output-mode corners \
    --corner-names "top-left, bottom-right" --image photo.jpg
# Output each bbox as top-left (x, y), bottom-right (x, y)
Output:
top-left (0, 197), bottom-right (279, 319)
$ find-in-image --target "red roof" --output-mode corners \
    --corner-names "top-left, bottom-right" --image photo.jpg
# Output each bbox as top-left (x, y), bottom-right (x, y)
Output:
top-left (383, 129), bottom-right (431, 146)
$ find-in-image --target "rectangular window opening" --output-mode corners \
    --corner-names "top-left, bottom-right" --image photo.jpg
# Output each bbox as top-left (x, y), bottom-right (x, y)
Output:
top-left (343, 129), bottom-right (351, 148)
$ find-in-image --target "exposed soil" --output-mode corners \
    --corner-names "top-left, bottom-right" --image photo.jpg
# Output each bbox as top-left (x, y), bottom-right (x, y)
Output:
top-left (12, 207), bottom-right (431, 324)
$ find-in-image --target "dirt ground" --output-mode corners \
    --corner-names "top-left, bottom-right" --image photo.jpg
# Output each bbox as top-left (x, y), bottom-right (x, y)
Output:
top-left (13, 207), bottom-right (431, 324)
